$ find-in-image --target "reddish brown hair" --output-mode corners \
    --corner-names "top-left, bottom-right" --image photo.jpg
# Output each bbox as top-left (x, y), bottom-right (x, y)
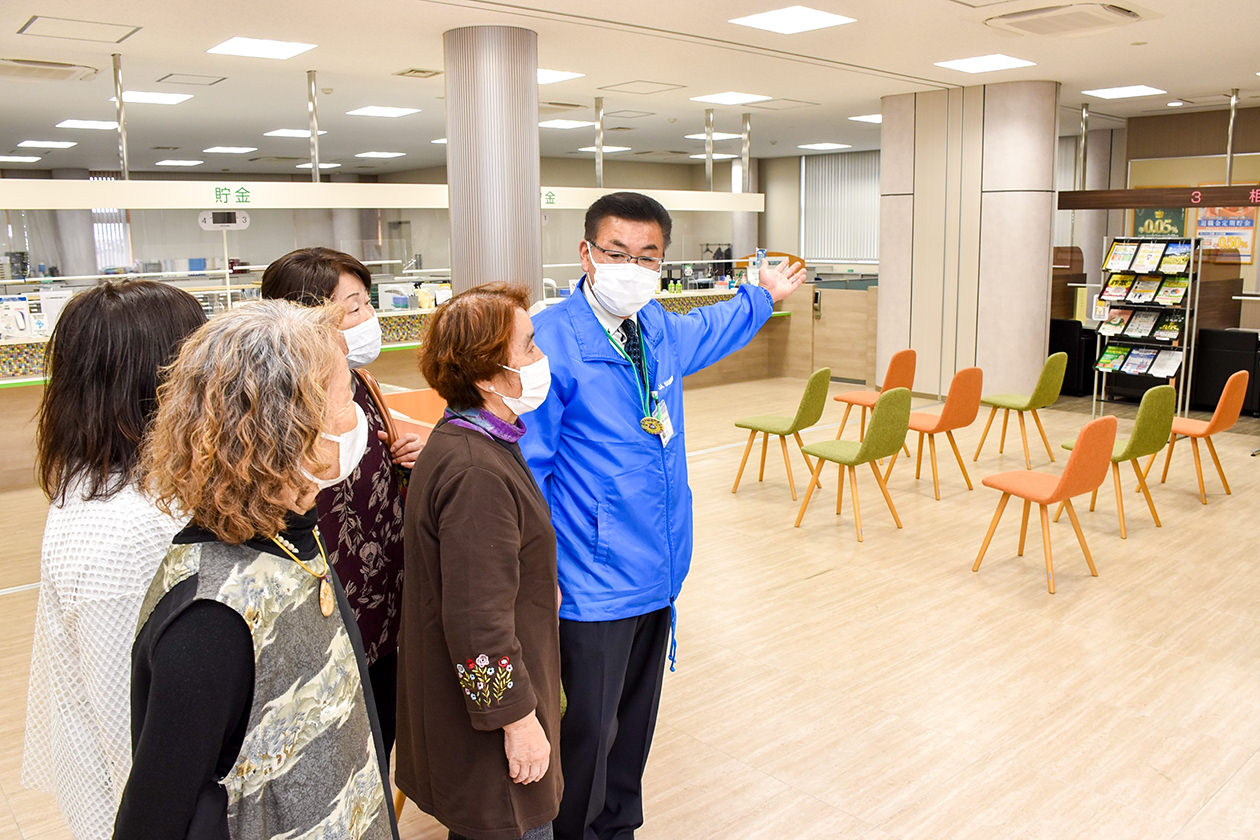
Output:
top-left (420, 283), bottom-right (531, 409)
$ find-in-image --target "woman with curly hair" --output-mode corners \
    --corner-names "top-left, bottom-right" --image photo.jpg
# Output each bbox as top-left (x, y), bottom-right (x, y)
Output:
top-left (113, 300), bottom-right (398, 840)
top-left (395, 283), bottom-right (561, 840)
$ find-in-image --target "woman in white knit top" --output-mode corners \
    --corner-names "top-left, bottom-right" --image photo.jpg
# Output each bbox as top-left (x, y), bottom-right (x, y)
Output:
top-left (22, 281), bottom-right (206, 840)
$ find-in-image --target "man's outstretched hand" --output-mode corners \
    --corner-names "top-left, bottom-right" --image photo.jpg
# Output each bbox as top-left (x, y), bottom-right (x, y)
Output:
top-left (757, 258), bottom-right (807, 303)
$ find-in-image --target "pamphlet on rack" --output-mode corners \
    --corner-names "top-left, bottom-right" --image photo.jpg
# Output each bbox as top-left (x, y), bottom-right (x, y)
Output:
top-left (1153, 310), bottom-right (1185, 342)
top-left (1126, 277), bottom-right (1162, 304)
top-left (1101, 273), bottom-right (1135, 301)
top-left (1130, 241), bottom-right (1167, 274)
top-left (1096, 345), bottom-right (1130, 372)
top-left (1091, 295), bottom-right (1110, 323)
top-left (1120, 347), bottom-right (1159, 375)
top-left (1124, 310), bottom-right (1160, 338)
top-left (1147, 349), bottom-right (1184, 378)
top-left (1099, 307), bottom-right (1133, 336)
top-left (1153, 275), bottom-right (1189, 305)
top-left (1104, 241), bottom-right (1139, 272)
top-left (1158, 242), bottom-right (1192, 273)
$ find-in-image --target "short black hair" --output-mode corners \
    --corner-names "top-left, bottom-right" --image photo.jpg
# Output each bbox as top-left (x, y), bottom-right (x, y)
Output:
top-left (584, 191), bottom-right (672, 248)
top-left (261, 247), bottom-right (372, 304)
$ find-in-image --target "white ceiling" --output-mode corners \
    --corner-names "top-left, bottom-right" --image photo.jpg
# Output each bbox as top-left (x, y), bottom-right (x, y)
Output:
top-left (0, 0), bottom-right (1256, 177)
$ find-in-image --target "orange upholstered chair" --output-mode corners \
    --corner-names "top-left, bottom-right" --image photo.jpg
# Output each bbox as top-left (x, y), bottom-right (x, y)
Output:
top-left (972, 415), bottom-right (1117, 594)
top-left (834, 349), bottom-right (915, 441)
top-left (1145, 369), bottom-right (1249, 504)
top-left (883, 367), bottom-right (983, 499)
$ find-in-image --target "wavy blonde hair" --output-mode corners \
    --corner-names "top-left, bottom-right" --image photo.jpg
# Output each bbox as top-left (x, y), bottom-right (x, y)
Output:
top-left (140, 299), bottom-right (343, 544)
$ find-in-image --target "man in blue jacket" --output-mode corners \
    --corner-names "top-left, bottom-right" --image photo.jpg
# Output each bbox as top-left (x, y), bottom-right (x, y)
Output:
top-left (522, 192), bottom-right (804, 840)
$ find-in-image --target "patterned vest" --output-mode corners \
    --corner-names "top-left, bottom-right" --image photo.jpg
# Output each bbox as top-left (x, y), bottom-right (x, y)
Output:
top-left (137, 541), bottom-right (393, 840)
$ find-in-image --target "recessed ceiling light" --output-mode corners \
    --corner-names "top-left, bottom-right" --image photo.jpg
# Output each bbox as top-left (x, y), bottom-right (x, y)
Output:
top-left (1167, 101), bottom-right (1184, 108)
top-left (345, 105), bottom-right (420, 118)
top-left (798, 142), bottom-right (852, 150)
top-left (538, 69), bottom-right (584, 84)
top-left (848, 113), bottom-right (882, 124)
top-left (690, 91), bottom-right (773, 105)
top-left (18, 140), bottom-right (77, 149)
top-left (578, 145), bottom-right (631, 153)
top-left (1081, 84), bottom-right (1166, 100)
top-left (296, 162), bottom-right (341, 169)
top-left (203, 146), bottom-right (258, 154)
top-left (109, 90), bottom-right (194, 105)
top-left (155, 159), bottom-right (203, 166)
top-left (264, 128), bottom-right (327, 138)
top-left (355, 151), bottom-right (406, 158)
top-left (933, 54), bottom-right (1035, 74)
top-left (689, 152), bottom-right (738, 160)
top-left (728, 5), bottom-right (856, 35)
top-left (606, 109), bottom-right (654, 118)
top-left (17, 15), bottom-right (140, 44)
top-left (206, 36), bottom-right (316, 60)
top-left (157, 72), bottom-right (226, 86)
top-left (431, 137), bottom-right (447, 144)
top-left (0, 155), bottom-right (42, 163)
top-left (539, 119), bottom-right (596, 129)
top-left (56, 118), bottom-right (119, 130)
top-left (684, 132), bottom-right (742, 141)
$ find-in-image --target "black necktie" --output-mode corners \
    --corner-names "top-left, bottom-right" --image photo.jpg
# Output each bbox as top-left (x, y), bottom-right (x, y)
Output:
top-left (618, 319), bottom-right (644, 380)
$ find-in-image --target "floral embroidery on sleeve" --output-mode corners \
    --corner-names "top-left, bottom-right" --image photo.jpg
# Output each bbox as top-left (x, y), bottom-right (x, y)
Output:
top-left (456, 654), bottom-right (514, 708)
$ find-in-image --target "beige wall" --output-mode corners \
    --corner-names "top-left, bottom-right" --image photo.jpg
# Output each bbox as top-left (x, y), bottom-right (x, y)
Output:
top-left (759, 156), bottom-right (800, 259)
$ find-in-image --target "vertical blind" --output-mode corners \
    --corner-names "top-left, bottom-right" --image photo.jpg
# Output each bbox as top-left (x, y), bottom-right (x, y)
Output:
top-left (89, 171), bottom-right (131, 272)
top-left (801, 150), bottom-right (880, 261)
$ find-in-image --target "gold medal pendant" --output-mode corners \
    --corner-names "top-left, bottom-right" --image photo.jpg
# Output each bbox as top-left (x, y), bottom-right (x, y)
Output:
top-left (640, 416), bottom-right (665, 435)
top-left (319, 578), bottom-right (336, 617)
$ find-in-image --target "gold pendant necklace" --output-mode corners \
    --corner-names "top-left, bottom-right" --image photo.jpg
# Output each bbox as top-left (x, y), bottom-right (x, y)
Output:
top-left (271, 528), bottom-right (335, 617)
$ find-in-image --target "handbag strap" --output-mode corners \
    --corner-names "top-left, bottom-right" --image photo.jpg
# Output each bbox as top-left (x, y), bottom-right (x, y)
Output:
top-left (351, 367), bottom-right (399, 446)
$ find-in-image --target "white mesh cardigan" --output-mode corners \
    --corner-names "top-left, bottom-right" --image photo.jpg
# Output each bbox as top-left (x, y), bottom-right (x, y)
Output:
top-left (22, 481), bottom-right (183, 840)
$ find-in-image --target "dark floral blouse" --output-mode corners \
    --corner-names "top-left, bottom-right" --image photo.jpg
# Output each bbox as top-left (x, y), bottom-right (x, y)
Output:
top-left (315, 374), bottom-right (406, 664)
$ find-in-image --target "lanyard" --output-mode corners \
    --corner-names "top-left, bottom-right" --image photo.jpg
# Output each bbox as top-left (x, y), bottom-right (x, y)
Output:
top-left (600, 324), bottom-right (655, 422)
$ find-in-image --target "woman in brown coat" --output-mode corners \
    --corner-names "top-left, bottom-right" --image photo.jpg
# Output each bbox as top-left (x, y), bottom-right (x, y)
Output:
top-left (396, 284), bottom-right (561, 840)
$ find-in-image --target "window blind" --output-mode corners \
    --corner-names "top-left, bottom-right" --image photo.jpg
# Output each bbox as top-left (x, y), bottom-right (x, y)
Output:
top-left (801, 150), bottom-right (879, 262)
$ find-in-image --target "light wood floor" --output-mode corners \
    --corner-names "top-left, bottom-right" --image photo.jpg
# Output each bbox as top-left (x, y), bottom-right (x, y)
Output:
top-left (2, 377), bottom-right (1259, 839)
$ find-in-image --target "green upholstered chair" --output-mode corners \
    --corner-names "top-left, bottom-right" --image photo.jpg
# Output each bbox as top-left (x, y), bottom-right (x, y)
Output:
top-left (732, 367), bottom-right (831, 500)
top-left (793, 387), bottom-right (911, 541)
top-left (972, 352), bottom-right (1068, 470)
top-left (1053, 384), bottom-right (1174, 538)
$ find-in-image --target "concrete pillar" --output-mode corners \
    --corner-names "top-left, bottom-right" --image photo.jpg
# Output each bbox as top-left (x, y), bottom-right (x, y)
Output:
top-left (879, 80), bottom-right (1060, 395)
top-left (51, 168), bottom-right (98, 276)
top-left (443, 25), bottom-right (542, 299)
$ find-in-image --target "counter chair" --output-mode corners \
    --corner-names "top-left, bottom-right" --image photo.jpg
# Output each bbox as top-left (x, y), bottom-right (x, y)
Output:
top-left (883, 367), bottom-right (983, 500)
top-left (973, 415), bottom-right (1116, 594)
top-left (1052, 384), bottom-right (1174, 538)
top-left (973, 352), bottom-right (1068, 470)
top-left (794, 388), bottom-right (911, 542)
top-left (732, 367), bottom-right (832, 501)
top-left (834, 348), bottom-right (915, 441)
top-left (1146, 369), bottom-right (1249, 504)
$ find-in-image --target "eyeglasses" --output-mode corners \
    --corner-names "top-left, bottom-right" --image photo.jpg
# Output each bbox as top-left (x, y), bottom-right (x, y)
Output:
top-left (587, 241), bottom-right (663, 271)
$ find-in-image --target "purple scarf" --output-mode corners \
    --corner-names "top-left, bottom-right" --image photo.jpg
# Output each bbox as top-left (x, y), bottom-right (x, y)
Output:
top-left (444, 407), bottom-right (526, 444)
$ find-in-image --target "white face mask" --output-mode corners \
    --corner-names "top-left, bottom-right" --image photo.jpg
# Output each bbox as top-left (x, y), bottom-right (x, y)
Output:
top-left (341, 314), bottom-right (382, 368)
top-left (487, 355), bottom-right (551, 416)
top-left (587, 243), bottom-right (661, 318)
top-left (305, 402), bottom-right (369, 491)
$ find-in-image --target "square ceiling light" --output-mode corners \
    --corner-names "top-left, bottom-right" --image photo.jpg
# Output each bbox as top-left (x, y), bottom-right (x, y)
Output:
top-left (690, 91), bottom-right (772, 105)
top-left (540, 119), bottom-right (596, 129)
top-left (157, 73), bottom-right (227, 86)
top-left (206, 36), bottom-right (316, 60)
top-left (728, 5), bottom-right (855, 34)
top-left (538, 69), bottom-right (584, 84)
top-left (690, 152), bottom-right (738, 159)
top-left (848, 113), bottom-right (882, 123)
top-left (203, 146), bottom-right (257, 153)
top-left (578, 145), bottom-right (631, 153)
top-left (56, 119), bottom-right (118, 130)
top-left (598, 80), bottom-right (685, 95)
top-left (1081, 84), bottom-right (1166, 99)
top-left (265, 128), bottom-right (327, 138)
top-left (19, 140), bottom-right (77, 149)
top-left (110, 90), bottom-right (194, 105)
top-left (17, 15), bottom-right (140, 43)
top-left (748, 97), bottom-right (817, 110)
top-left (297, 162), bottom-right (341, 169)
top-left (798, 142), bottom-right (852, 150)
top-left (431, 138), bottom-right (447, 144)
top-left (933, 54), bottom-right (1035, 73)
top-left (155, 159), bottom-right (203, 166)
top-left (685, 131), bottom-right (742, 140)
top-left (0, 155), bottom-right (42, 163)
top-left (355, 151), bottom-right (406, 158)
top-left (606, 109), bottom-right (654, 118)
top-left (346, 105), bottom-right (420, 118)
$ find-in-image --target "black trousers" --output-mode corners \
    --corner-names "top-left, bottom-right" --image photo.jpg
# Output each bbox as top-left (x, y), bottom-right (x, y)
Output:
top-left (368, 649), bottom-right (398, 758)
top-left (554, 607), bottom-right (671, 840)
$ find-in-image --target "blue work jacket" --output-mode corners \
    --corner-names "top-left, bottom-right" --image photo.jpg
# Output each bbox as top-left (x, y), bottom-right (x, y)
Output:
top-left (521, 279), bottom-right (773, 623)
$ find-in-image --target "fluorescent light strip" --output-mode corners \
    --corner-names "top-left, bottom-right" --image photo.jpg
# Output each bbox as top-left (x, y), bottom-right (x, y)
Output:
top-left (1081, 84), bottom-right (1166, 100)
top-left (155, 159), bottom-right (203, 166)
top-left (848, 113), bottom-right (881, 124)
top-left (690, 91), bottom-right (772, 105)
top-left (355, 151), bottom-right (406, 158)
top-left (110, 90), bottom-right (193, 105)
top-left (18, 140), bottom-right (77, 149)
top-left (203, 146), bottom-right (257, 154)
top-left (264, 129), bottom-right (327, 138)
top-left (346, 105), bottom-right (420, 118)
top-left (0, 155), bottom-right (42, 163)
top-left (57, 119), bottom-right (118, 130)
top-left (798, 142), bottom-right (851, 150)
top-left (538, 69), bottom-right (584, 84)
top-left (206, 36), bottom-right (316, 60)
top-left (689, 152), bottom-right (738, 160)
top-left (728, 5), bottom-right (855, 35)
top-left (578, 145), bottom-right (630, 153)
top-left (539, 119), bottom-right (595, 129)
top-left (297, 162), bottom-right (341, 169)
top-left (933, 54), bottom-right (1035, 74)
top-left (684, 132), bottom-right (741, 141)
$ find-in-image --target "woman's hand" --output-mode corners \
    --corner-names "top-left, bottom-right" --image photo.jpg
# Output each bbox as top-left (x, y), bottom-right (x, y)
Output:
top-left (503, 710), bottom-right (550, 785)
top-left (382, 431), bottom-right (423, 470)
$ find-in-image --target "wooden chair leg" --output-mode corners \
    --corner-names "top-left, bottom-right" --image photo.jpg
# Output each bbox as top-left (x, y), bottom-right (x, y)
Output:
top-left (1204, 435), bottom-right (1231, 495)
top-left (1159, 433), bottom-right (1177, 484)
top-left (927, 433), bottom-right (941, 500)
top-left (869, 460), bottom-right (903, 528)
top-left (859, 407), bottom-right (868, 441)
top-left (1131, 458), bottom-right (1160, 527)
top-left (1016, 411), bottom-right (1032, 470)
top-left (973, 493), bottom-right (1010, 572)
top-left (394, 788), bottom-right (407, 820)
top-left (1089, 486), bottom-right (1098, 511)
top-left (902, 442), bottom-right (912, 458)
top-left (836, 403), bottom-right (852, 440)
top-left (758, 432), bottom-right (768, 481)
top-left (1052, 500), bottom-right (1065, 523)
top-left (1062, 497), bottom-right (1098, 577)
top-left (1112, 461), bottom-right (1126, 539)
top-left (1031, 410), bottom-right (1055, 462)
top-left (793, 433), bottom-right (822, 490)
top-left (793, 458), bottom-right (827, 528)
top-left (1190, 436), bottom-right (1207, 504)
top-left (883, 449), bottom-right (900, 483)
top-left (945, 431), bottom-right (973, 490)
top-left (778, 435), bottom-right (797, 501)
top-left (836, 460), bottom-right (846, 516)
top-left (1017, 498), bottom-right (1031, 556)
top-left (914, 431), bottom-right (925, 479)
top-left (1039, 503), bottom-right (1055, 594)
top-left (999, 409), bottom-right (1010, 454)
top-left (849, 465), bottom-right (863, 542)
top-left (731, 429), bottom-right (757, 493)
top-left (974, 406), bottom-right (997, 461)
